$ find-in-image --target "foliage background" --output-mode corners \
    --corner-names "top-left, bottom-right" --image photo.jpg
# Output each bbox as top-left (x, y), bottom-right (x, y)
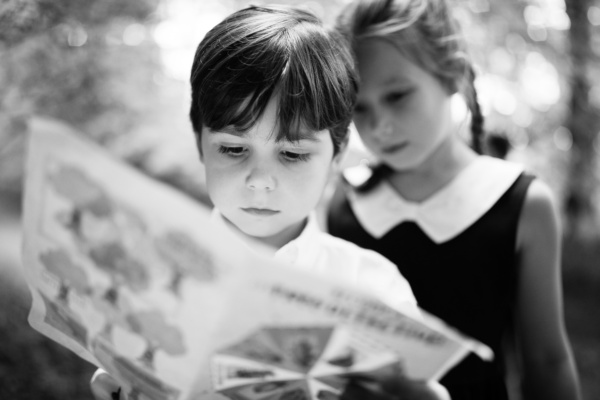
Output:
top-left (0, 0), bottom-right (598, 399)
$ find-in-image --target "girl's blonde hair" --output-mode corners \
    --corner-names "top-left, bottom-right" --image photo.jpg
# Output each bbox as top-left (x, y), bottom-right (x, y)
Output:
top-left (337, 0), bottom-right (484, 152)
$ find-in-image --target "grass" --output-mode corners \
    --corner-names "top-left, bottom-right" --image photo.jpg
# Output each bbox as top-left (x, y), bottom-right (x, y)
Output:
top-left (564, 279), bottom-right (600, 400)
top-left (562, 236), bottom-right (600, 400)
top-left (0, 263), bottom-right (96, 399)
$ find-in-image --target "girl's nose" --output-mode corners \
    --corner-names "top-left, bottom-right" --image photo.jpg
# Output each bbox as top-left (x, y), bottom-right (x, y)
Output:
top-left (372, 119), bottom-right (395, 141)
top-left (245, 164), bottom-right (276, 191)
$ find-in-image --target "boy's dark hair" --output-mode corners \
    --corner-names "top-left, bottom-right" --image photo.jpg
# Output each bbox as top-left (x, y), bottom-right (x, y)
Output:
top-left (189, 5), bottom-right (358, 155)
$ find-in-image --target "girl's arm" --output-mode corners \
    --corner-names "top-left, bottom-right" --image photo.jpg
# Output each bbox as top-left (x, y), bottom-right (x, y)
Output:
top-left (514, 179), bottom-right (582, 400)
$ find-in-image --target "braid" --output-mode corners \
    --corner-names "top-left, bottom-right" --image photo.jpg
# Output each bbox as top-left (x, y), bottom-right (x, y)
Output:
top-left (467, 66), bottom-right (484, 154)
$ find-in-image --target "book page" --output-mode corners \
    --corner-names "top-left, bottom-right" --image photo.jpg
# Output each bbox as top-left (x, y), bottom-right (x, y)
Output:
top-left (21, 128), bottom-right (492, 400)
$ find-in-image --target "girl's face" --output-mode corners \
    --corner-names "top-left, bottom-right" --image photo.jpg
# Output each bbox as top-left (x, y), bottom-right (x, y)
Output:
top-left (200, 96), bottom-right (340, 249)
top-left (353, 39), bottom-right (454, 171)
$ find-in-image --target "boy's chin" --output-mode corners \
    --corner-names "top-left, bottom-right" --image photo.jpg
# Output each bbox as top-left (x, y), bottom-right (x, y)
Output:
top-left (239, 224), bottom-right (291, 240)
top-left (236, 219), bottom-right (307, 248)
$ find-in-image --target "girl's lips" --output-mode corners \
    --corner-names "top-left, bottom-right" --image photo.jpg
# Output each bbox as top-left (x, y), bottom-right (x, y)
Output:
top-left (241, 207), bottom-right (280, 216)
top-left (381, 142), bottom-right (408, 154)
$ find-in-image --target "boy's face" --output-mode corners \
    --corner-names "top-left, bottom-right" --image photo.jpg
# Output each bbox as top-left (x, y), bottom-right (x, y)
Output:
top-left (200, 96), bottom-right (340, 248)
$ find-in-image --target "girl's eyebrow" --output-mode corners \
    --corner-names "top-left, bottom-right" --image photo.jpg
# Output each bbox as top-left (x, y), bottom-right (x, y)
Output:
top-left (373, 74), bottom-right (411, 88)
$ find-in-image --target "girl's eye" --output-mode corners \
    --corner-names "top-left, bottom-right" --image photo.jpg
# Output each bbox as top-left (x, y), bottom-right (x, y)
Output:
top-left (218, 146), bottom-right (246, 157)
top-left (281, 151), bottom-right (310, 162)
top-left (354, 103), bottom-right (367, 114)
top-left (386, 91), bottom-right (409, 103)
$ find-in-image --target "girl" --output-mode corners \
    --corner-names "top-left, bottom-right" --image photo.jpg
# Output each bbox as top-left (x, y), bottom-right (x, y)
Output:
top-left (91, 5), bottom-right (447, 400)
top-left (327, 0), bottom-right (582, 399)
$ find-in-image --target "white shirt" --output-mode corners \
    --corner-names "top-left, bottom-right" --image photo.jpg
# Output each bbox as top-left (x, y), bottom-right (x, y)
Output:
top-left (346, 156), bottom-right (524, 244)
top-left (210, 209), bottom-right (418, 314)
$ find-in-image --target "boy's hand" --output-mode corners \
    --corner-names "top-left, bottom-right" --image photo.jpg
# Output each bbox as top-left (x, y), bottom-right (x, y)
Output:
top-left (89, 365), bottom-right (450, 400)
top-left (341, 378), bottom-right (450, 400)
top-left (90, 369), bottom-right (124, 400)
top-left (340, 363), bottom-right (450, 400)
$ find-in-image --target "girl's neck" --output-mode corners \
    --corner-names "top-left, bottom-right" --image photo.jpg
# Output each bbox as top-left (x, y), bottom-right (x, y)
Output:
top-left (386, 136), bottom-right (478, 203)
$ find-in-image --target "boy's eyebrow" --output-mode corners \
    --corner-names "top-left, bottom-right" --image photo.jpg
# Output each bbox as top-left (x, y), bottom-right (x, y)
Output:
top-left (210, 126), bottom-right (323, 142)
top-left (210, 126), bottom-right (247, 137)
top-left (291, 130), bottom-right (322, 142)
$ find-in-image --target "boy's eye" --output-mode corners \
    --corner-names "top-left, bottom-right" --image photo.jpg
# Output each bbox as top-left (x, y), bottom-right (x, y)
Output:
top-left (281, 151), bottom-right (310, 162)
top-left (218, 146), bottom-right (246, 157)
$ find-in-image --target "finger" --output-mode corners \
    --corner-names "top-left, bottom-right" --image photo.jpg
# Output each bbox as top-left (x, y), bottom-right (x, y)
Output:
top-left (342, 372), bottom-right (378, 383)
top-left (340, 381), bottom-right (377, 400)
top-left (340, 381), bottom-right (395, 400)
top-left (346, 361), bottom-right (404, 385)
top-left (424, 381), bottom-right (451, 400)
top-left (381, 377), bottom-right (450, 400)
top-left (90, 369), bottom-right (124, 400)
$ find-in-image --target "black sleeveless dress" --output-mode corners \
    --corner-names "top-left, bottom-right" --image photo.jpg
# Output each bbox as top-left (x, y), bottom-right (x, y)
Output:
top-left (327, 165), bottom-right (534, 400)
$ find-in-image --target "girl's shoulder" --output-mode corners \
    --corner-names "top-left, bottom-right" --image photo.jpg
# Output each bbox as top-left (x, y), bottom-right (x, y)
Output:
top-left (343, 155), bottom-right (525, 200)
top-left (516, 177), bottom-right (559, 250)
top-left (452, 154), bottom-right (525, 184)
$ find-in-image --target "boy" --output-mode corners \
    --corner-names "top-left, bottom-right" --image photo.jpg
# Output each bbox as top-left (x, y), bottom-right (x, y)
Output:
top-left (91, 5), bottom-right (448, 400)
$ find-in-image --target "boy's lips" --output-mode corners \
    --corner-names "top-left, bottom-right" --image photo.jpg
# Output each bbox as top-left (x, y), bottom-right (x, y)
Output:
top-left (241, 207), bottom-right (280, 216)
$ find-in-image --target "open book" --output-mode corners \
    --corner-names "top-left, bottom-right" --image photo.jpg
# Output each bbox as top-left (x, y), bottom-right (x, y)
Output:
top-left (21, 128), bottom-right (492, 400)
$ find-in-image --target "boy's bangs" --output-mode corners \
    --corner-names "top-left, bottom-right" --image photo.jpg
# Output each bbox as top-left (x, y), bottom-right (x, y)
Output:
top-left (197, 41), bottom-right (286, 134)
top-left (275, 36), bottom-right (355, 143)
top-left (196, 18), bottom-right (355, 143)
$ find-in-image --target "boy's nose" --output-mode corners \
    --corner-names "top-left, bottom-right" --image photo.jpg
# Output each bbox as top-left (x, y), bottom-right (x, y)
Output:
top-left (245, 165), bottom-right (276, 191)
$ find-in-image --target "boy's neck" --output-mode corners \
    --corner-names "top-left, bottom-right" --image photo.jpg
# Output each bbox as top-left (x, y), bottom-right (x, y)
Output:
top-left (222, 215), bottom-right (308, 252)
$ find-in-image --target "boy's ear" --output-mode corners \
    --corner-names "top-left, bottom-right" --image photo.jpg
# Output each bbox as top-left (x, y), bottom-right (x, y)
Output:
top-left (333, 134), bottom-right (350, 167)
top-left (195, 131), bottom-right (204, 162)
top-left (332, 139), bottom-right (348, 171)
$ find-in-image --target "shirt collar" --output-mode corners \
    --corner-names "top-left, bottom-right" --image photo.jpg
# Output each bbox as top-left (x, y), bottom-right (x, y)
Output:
top-left (210, 209), bottom-right (321, 269)
top-left (275, 213), bottom-right (321, 270)
top-left (347, 156), bottom-right (524, 243)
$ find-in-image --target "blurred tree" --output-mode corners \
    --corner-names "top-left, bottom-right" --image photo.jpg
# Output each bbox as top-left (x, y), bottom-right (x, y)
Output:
top-left (454, 0), bottom-right (599, 240)
top-left (0, 0), bottom-right (161, 193)
top-left (564, 0), bottom-right (600, 239)
top-left (2, 0), bottom-right (598, 237)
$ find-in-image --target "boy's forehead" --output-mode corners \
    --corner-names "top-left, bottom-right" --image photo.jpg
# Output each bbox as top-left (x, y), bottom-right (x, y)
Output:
top-left (208, 125), bottom-right (326, 142)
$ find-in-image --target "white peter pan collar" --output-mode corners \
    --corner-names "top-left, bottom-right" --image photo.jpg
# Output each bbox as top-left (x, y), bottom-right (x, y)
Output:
top-left (347, 156), bottom-right (524, 243)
